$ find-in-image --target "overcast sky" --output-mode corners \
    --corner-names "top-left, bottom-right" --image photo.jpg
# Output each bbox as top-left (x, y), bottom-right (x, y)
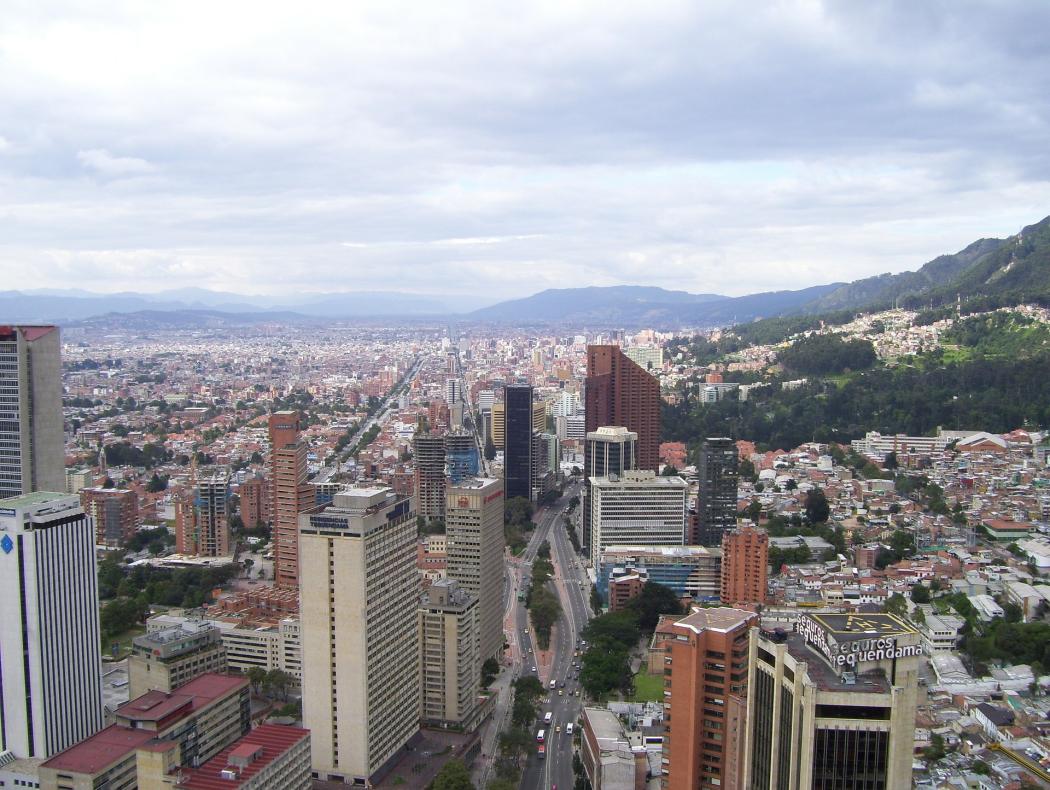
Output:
top-left (1, 0), bottom-right (1048, 308)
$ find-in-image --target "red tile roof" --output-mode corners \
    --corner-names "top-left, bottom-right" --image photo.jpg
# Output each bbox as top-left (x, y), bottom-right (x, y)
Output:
top-left (41, 724), bottom-right (156, 774)
top-left (176, 724), bottom-right (310, 789)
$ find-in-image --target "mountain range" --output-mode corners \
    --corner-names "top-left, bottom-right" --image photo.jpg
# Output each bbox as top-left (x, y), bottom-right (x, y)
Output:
top-left (6, 215), bottom-right (1049, 328)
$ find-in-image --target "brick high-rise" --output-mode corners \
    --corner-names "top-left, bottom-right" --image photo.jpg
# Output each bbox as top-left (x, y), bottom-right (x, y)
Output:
top-left (721, 525), bottom-right (769, 606)
top-left (584, 345), bottom-right (660, 472)
top-left (269, 411), bottom-right (313, 588)
top-left (661, 608), bottom-right (757, 790)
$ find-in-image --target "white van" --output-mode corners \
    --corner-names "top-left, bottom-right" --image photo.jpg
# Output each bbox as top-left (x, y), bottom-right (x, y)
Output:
top-left (566, 723), bottom-right (574, 735)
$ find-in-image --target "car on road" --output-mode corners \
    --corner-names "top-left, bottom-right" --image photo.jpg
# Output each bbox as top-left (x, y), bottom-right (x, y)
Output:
top-left (558, 689), bottom-right (563, 696)
top-left (531, 666), bottom-right (537, 672)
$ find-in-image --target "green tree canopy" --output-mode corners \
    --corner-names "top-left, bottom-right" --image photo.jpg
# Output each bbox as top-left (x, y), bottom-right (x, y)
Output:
top-left (432, 759), bottom-right (475, 790)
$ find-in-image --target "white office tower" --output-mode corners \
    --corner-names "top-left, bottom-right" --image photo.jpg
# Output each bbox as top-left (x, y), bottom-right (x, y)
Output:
top-left (299, 487), bottom-right (419, 785)
top-left (0, 493), bottom-right (104, 759)
top-left (477, 389), bottom-right (495, 412)
top-left (588, 470), bottom-right (688, 568)
top-left (0, 326), bottom-right (64, 499)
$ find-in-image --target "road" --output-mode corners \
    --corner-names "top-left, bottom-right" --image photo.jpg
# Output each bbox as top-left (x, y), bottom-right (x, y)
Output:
top-left (519, 483), bottom-right (591, 790)
top-left (338, 356), bottom-right (421, 462)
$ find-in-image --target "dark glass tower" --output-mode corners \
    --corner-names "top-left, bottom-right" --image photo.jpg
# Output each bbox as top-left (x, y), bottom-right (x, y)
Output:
top-left (503, 384), bottom-right (533, 501)
top-left (697, 437), bottom-right (739, 546)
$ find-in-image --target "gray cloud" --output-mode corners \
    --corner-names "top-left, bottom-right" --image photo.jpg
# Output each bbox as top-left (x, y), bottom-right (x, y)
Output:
top-left (0, 0), bottom-right (1048, 303)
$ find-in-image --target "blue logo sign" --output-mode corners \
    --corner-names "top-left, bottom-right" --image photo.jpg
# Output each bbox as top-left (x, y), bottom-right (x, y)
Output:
top-left (1, 535), bottom-right (12, 554)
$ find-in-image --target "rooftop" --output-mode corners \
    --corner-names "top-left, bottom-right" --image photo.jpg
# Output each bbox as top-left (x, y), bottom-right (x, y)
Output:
top-left (0, 491), bottom-right (71, 509)
top-left (803, 612), bottom-right (916, 644)
top-left (673, 607), bottom-right (756, 635)
top-left (176, 724), bottom-right (309, 789)
top-left (41, 725), bottom-right (156, 775)
top-left (781, 631), bottom-right (892, 694)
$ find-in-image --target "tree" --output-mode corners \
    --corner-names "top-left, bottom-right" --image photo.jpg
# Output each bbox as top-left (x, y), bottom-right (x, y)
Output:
top-left (263, 669), bottom-right (292, 700)
top-left (432, 759), bottom-right (475, 790)
top-left (910, 584), bottom-right (931, 604)
top-left (625, 582), bottom-right (683, 632)
top-left (883, 593), bottom-right (908, 617)
top-left (884, 451), bottom-right (898, 470)
top-left (146, 473), bottom-right (168, 493)
top-left (804, 488), bottom-right (830, 524)
top-left (482, 657), bottom-right (499, 687)
top-left (484, 436), bottom-right (496, 461)
top-left (888, 530), bottom-right (915, 560)
top-left (247, 666), bottom-right (267, 694)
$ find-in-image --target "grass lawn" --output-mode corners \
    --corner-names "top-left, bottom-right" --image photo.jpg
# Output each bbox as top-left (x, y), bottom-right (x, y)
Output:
top-left (630, 670), bottom-right (664, 703)
top-left (102, 626), bottom-right (145, 661)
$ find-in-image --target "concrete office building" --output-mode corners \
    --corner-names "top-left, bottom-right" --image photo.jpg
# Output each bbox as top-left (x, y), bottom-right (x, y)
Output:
top-left (588, 470), bottom-right (688, 568)
top-left (742, 613), bottom-right (922, 790)
top-left (697, 438), bottom-right (739, 547)
top-left (583, 427), bottom-right (637, 554)
top-left (269, 411), bottom-right (313, 588)
top-left (197, 466), bottom-right (232, 557)
top-left (585, 345), bottom-right (660, 473)
top-left (418, 579), bottom-right (481, 728)
top-left (661, 608), bottom-right (757, 790)
top-left (598, 545), bottom-right (722, 604)
top-left (128, 620), bottom-right (227, 697)
top-left (80, 486), bottom-right (140, 547)
top-left (721, 525), bottom-right (769, 606)
top-left (413, 431), bottom-right (447, 521)
top-left (0, 325), bottom-right (64, 500)
top-left (503, 384), bottom-right (534, 501)
top-left (39, 674), bottom-right (250, 790)
top-left (445, 378), bottom-right (461, 405)
top-left (446, 477), bottom-right (505, 661)
top-left (168, 723), bottom-right (312, 790)
top-left (0, 492), bottom-right (103, 760)
top-left (624, 345), bottom-right (663, 372)
top-left (300, 487), bottom-right (419, 785)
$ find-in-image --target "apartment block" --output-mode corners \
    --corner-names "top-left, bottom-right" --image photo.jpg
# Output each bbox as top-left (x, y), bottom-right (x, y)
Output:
top-left (80, 486), bottom-right (140, 547)
top-left (269, 411), bottom-right (313, 588)
top-left (720, 525), bottom-right (769, 606)
top-left (661, 608), bottom-right (757, 790)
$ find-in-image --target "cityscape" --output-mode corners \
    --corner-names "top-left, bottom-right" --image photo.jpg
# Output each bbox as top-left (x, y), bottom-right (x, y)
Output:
top-left (3, 3), bottom-right (1050, 790)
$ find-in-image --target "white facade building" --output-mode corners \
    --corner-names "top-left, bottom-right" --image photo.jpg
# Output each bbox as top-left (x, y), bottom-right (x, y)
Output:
top-left (0, 492), bottom-right (104, 759)
top-left (589, 471), bottom-right (688, 567)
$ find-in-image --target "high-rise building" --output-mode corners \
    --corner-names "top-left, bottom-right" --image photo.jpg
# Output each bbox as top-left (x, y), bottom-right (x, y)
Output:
top-left (237, 475), bottom-right (267, 530)
top-left (624, 345), bottom-right (664, 372)
top-left (0, 325), bottom-right (64, 499)
top-left (300, 488), bottom-right (419, 784)
top-left (0, 492), bottom-right (103, 759)
top-left (490, 397), bottom-right (545, 451)
top-left (445, 378), bottom-right (461, 405)
top-left (503, 384), bottom-right (534, 501)
top-left (477, 389), bottom-right (495, 413)
top-left (588, 470), bottom-right (688, 568)
top-left (721, 525), bottom-right (769, 606)
top-left (445, 430), bottom-right (480, 484)
top-left (173, 484), bottom-right (198, 554)
top-left (661, 607), bottom-right (758, 790)
top-left (742, 614), bottom-right (922, 790)
top-left (583, 427), bottom-right (637, 554)
top-left (418, 579), bottom-right (480, 728)
top-left (269, 411), bottom-right (313, 588)
top-left (585, 345), bottom-right (660, 473)
top-left (128, 620), bottom-right (227, 697)
top-left (197, 466), bottom-right (232, 557)
top-left (697, 437), bottom-right (739, 547)
top-left (597, 545), bottom-right (721, 604)
top-left (80, 486), bottom-right (140, 546)
top-left (413, 431), bottom-right (447, 521)
top-left (446, 477), bottom-right (505, 661)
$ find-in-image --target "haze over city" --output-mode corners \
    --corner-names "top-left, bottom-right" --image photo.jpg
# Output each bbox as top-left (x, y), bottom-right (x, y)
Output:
top-left (2, 1), bottom-right (1049, 303)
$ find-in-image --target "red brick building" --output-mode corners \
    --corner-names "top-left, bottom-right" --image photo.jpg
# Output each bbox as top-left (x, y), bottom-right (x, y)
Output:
top-left (268, 412), bottom-right (314, 588)
top-left (81, 486), bottom-right (140, 546)
top-left (585, 345), bottom-right (660, 472)
top-left (720, 526), bottom-right (769, 606)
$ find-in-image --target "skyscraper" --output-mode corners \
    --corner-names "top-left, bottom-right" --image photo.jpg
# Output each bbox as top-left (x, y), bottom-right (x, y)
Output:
top-left (269, 411), bottom-right (312, 588)
top-left (197, 466), bottom-right (232, 557)
top-left (584, 345), bottom-right (660, 472)
top-left (661, 608), bottom-right (757, 790)
top-left (0, 492), bottom-right (103, 759)
top-left (0, 325), bottom-right (64, 499)
top-left (721, 525), bottom-right (769, 606)
top-left (300, 487), bottom-right (419, 784)
top-left (697, 437), bottom-right (739, 546)
top-left (413, 431), bottom-right (447, 522)
top-left (743, 614), bottom-right (922, 790)
top-left (503, 384), bottom-right (533, 501)
top-left (446, 477), bottom-right (505, 661)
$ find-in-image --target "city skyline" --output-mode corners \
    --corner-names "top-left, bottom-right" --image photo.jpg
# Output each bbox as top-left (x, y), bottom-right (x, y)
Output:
top-left (1, 3), bottom-right (1048, 300)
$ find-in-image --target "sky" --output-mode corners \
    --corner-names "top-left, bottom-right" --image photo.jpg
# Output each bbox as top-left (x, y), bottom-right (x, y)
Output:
top-left (1, 0), bottom-right (1049, 309)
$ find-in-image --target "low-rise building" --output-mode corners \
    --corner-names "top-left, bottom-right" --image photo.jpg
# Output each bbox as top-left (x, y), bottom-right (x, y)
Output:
top-left (168, 723), bottom-right (311, 790)
top-left (580, 707), bottom-right (644, 790)
top-left (128, 619), bottom-right (227, 696)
